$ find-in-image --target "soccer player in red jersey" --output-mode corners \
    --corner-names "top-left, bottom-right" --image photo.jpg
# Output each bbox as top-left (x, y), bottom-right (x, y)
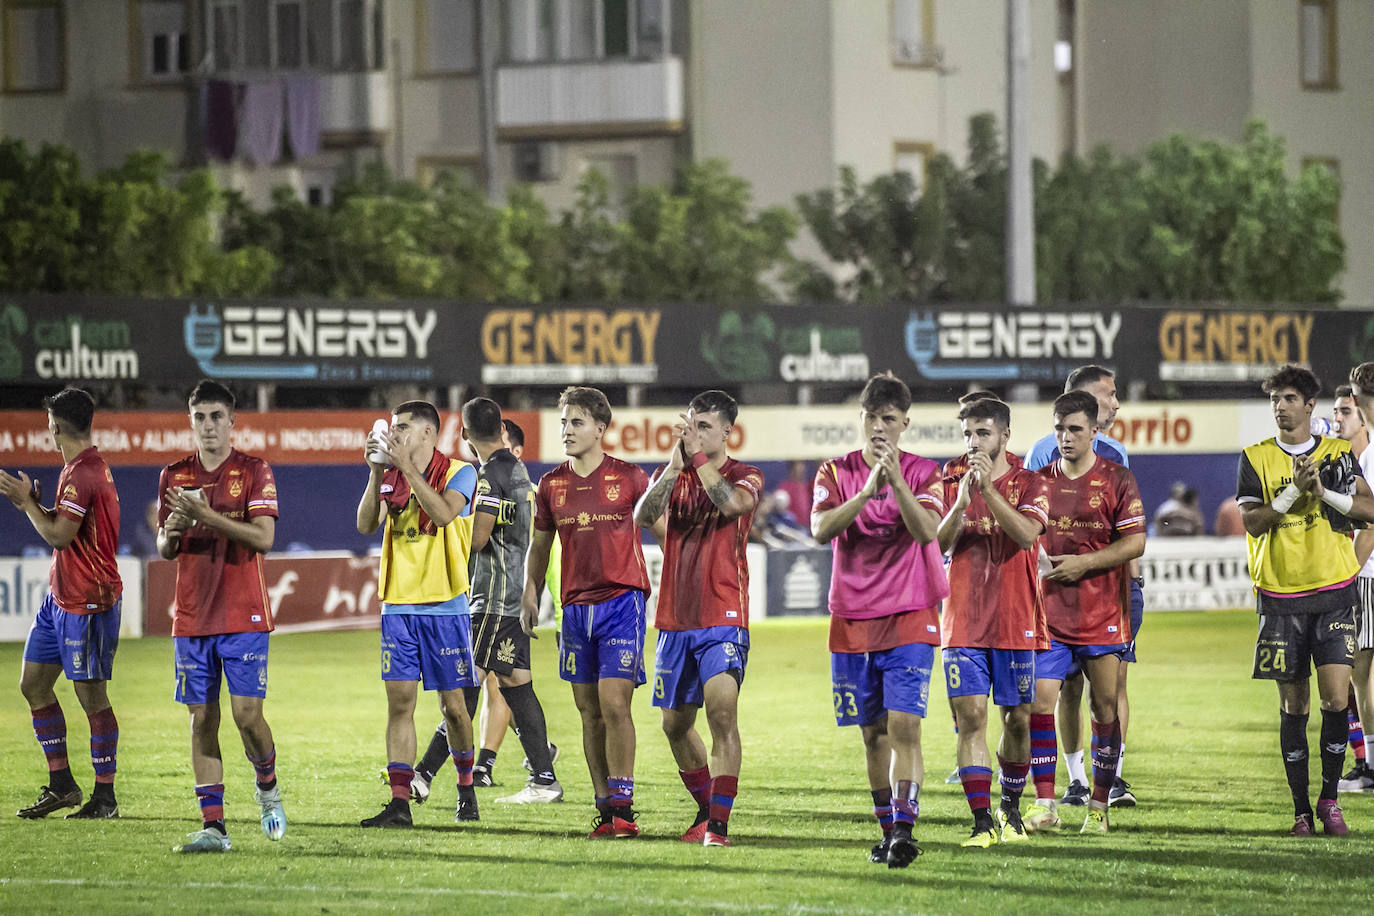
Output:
top-left (2, 388), bottom-right (123, 820)
top-left (634, 390), bottom-right (763, 847)
top-left (157, 380), bottom-right (286, 853)
top-left (812, 372), bottom-right (948, 868)
top-left (1024, 390), bottom-right (1146, 835)
top-left (937, 396), bottom-right (1049, 847)
top-left (523, 386), bottom-right (653, 838)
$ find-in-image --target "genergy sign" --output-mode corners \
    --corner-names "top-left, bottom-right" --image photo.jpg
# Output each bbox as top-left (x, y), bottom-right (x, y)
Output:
top-left (1157, 311), bottom-right (1313, 382)
top-left (479, 308), bottom-right (662, 384)
top-left (533, 402), bottom-right (1253, 462)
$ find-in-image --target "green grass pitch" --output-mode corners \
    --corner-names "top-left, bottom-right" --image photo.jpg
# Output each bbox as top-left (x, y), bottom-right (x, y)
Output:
top-left (1, 610), bottom-right (1371, 914)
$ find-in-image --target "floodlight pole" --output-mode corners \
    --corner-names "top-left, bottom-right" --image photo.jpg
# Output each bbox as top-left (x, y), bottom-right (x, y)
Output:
top-left (1006, 0), bottom-right (1034, 307)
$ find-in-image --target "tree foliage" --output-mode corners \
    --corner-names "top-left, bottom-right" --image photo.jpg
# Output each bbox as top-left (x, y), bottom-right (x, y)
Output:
top-left (796, 116), bottom-right (1345, 305)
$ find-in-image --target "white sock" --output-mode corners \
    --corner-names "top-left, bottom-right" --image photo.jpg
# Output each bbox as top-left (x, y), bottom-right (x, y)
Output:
top-left (1064, 750), bottom-right (1087, 787)
top-left (1115, 743), bottom-right (1127, 779)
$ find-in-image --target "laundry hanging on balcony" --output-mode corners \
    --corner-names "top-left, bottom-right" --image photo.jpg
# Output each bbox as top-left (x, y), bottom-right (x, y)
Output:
top-left (201, 75), bottom-right (322, 164)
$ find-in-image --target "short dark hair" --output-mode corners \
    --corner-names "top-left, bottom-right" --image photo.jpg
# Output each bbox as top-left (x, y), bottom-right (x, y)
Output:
top-left (461, 397), bottom-right (503, 441)
top-left (958, 397), bottom-right (1011, 429)
top-left (394, 399), bottom-right (441, 431)
top-left (44, 387), bottom-right (95, 436)
top-left (958, 389), bottom-right (999, 404)
top-left (1261, 365), bottom-right (1320, 403)
top-left (558, 386), bottom-right (612, 427)
top-left (689, 389), bottom-right (739, 425)
top-left (860, 371), bottom-right (911, 414)
top-left (188, 379), bottom-right (236, 411)
top-left (1053, 390), bottom-right (1100, 427)
top-left (502, 418), bottom-right (524, 448)
top-left (1336, 384), bottom-right (1354, 399)
top-left (1065, 365), bottom-right (1114, 393)
top-left (1350, 362), bottom-right (1374, 399)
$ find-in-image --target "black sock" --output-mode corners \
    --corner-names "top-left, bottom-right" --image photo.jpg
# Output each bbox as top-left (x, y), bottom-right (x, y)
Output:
top-left (1280, 710), bottom-right (1312, 817)
top-left (707, 818), bottom-right (728, 836)
top-left (476, 748), bottom-right (498, 772)
top-left (205, 819), bottom-right (226, 834)
top-left (1320, 707), bottom-right (1348, 802)
top-left (499, 682), bottom-right (556, 780)
top-left (463, 686), bottom-right (481, 720)
top-left (92, 781), bottom-right (116, 802)
top-left (49, 766), bottom-right (78, 793)
top-left (416, 725), bottom-right (450, 781)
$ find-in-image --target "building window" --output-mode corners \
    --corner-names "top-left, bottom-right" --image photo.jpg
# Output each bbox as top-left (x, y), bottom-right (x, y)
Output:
top-left (1300, 0), bottom-right (1337, 89)
top-left (3, 0), bottom-right (65, 91)
top-left (891, 0), bottom-right (939, 68)
top-left (417, 0), bottom-right (475, 73)
top-left (205, 0), bottom-right (382, 73)
top-left (580, 152), bottom-right (636, 202)
top-left (132, 0), bottom-right (190, 83)
top-left (506, 0), bottom-right (668, 63)
top-left (893, 141), bottom-right (933, 193)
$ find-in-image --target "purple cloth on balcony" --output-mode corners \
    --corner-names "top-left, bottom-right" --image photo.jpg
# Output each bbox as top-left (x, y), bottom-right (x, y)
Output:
top-left (285, 75), bottom-right (322, 159)
top-left (238, 79), bottom-right (284, 165)
top-left (204, 79), bottom-right (238, 160)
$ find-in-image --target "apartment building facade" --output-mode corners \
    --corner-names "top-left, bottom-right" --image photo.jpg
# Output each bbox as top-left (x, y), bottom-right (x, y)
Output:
top-left (0, 0), bottom-right (1366, 303)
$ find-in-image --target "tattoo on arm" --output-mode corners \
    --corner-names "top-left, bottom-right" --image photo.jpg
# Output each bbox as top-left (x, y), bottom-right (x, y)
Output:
top-left (705, 478), bottom-right (735, 510)
top-left (638, 475), bottom-right (675, 523)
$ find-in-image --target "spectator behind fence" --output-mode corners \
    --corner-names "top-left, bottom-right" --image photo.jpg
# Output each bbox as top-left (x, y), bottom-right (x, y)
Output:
top-left (1152, 482), bottom-right (1204, 537)
top-left (776, 461), bottom-right (813, 525)
top-left (750, 491), bottom-right (814, 549)
top-left (1213, 497), bottom-right (1244, 536)
top-left (122, 499), bottom-right (161, 558)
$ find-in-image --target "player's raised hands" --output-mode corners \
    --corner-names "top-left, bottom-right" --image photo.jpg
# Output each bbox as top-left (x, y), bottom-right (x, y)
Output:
top-left (679, 412), bottom-right (704, 460)
top-left (1293, 455), bottom-right (1323, 495)
top-left (667, 416), bottom-right (689, 472)
top-left (967, 451), bottom-right (995, 495)
top-left (0, 469), bottom-right (39, 510)
top-left (861, 444), bottom-right (888, 497)
top-left (169, 486), bottom-right (212, 524)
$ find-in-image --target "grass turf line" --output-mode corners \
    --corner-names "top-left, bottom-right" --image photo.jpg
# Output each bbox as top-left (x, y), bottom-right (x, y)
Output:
top-left (1, 610), bottom-right (1371, 915)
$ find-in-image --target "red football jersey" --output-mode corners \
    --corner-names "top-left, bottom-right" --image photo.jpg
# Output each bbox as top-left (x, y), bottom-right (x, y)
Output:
top-left (1036, 456), bottom-right (1145, 645)
top-left (534, 455), bottom-right (650, 606)
top-left (159, 449), bottom-right (278, 637)
top-left (940, 463), bottom-right (1050, 650)
top-left (654, 457), bottom-right (764, 630)
top-left (50, 446), bottom-right (122, 613)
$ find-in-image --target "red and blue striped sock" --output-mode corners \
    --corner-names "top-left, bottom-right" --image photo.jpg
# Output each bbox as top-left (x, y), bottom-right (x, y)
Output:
top-left (959, 766), bottom-right (993, 814)
top-left (892, 779), bottom-right (920, 825)
top-left (1030, 713), bottom-right (1058, 799)
top-left (31, 702), bottom-right (71, 782)
top-left (608, 777), bottom-right (634, 808)
top-left (246, 745), bottom-right (276, 790)
top-left (997, 753), bottom-right (1029, 803)
top-left (708, 775), bottom-right (737, 828)
top-left (195, 783), bottom-right (225, 830)
top-left (1348, 695), bottom-right (1366, 761)
top-left (1089, 720), bottom-right (1121, 806)
top-left (387, 761), bottom-right (413, 801)
top-left (87, 707), bottom-right (118, 791)
top-left (452, 747), bottom-right (475, 787)
top-left (679, 765), bottom-right (712, 809)
top-left (871, 787), bottom-right (894, 836)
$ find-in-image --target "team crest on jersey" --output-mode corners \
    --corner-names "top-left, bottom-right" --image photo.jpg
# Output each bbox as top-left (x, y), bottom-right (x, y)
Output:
top-left (456, 657), bottom-right (468, 676)
top-left (1088, 493), bottom-right (1102, 509)
top-left (1018, 674), bottom-right (1032, 693)
top-left (1128, 498), bottom-right (1143, 516)
top-left (1347, 635), bottom-right (1357, 656)
top-left (63, 485), bottom-right (78, 502)
top-left (723, 643), bottom-right (736, 658)
top-left (619, 649), bottom-right (634, 668)
top-left (229, 478), bottom-right (244, 498)
top-left (814, 484), bottom-right (829, 503)
top-left (1034, 494), bottom-right (1050, 512)
top-left (71, 651), bottom-right (82, 670)
top-left (263, 483), bottom-right (277, 499)
top-left (605, 483), bottom-right (621, 502)
top-left (497, 638), bottom-right (516, 665)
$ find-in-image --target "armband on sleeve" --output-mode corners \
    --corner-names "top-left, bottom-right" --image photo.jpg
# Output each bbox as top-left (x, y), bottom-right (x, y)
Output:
top-left (1271, 484), bottom-right (1301, 514)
